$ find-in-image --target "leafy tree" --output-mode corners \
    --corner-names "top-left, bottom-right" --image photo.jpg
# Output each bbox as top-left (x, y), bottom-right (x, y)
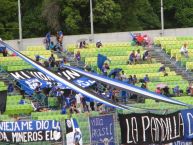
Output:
top-left (93, 0), bottom-right (122, 32)
top-left (0, 0), bottom-right (18, 40)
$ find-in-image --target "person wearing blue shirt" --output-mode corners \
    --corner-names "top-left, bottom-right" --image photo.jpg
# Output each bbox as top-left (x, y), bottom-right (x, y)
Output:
top-left (144, 74), bottom-right (150, 83)
top-left (129, 50), bottom-right (136, 64)
top-left (61, 105), bottom-right (67, 114)
top-left (45, 32), bottom-right (51, 50)
top-left (49, 41), bottom-right (54, 50)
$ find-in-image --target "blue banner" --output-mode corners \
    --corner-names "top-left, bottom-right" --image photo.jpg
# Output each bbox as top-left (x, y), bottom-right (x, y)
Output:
top-left (172, 140), bottom-right (193, 145)
top-left (89, 115), bottom-right (115, 145)
top-left (181, 109), bottom-right (193, 140)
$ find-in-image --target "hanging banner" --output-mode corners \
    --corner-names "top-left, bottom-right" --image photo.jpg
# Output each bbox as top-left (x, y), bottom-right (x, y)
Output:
top-left (89, 115), bottom-right (115, 145)
top-left (10, 69), bottom-right (95, 95)
top-left (65, 118), bottom-right (83, 145)
top-left (63, 65), bottom-right (188, 107)
top-left (0, 120), bottom-right (61, 143)
top-left (118, 112), bottom-right (184, 145)
top-left (171, 140), bottom-right (193, 145)
top-left (180, 109), bottom-right (193, 140)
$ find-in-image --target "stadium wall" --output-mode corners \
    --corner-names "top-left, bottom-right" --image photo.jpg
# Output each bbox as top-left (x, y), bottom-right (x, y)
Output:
top-left (4, 27), bottom-right (193, 51)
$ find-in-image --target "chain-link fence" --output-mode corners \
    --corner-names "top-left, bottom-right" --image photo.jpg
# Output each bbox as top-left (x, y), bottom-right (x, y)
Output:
top-left (0, 109), bottom-right (182, 145)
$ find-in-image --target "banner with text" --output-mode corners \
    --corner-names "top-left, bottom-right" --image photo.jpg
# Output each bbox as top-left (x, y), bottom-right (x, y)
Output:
top-left (119, 112), bottom-right (184, 145)
top-left (0, 120), bottom-right (61, 143)
top-left (181, 109), bottom-right (193, 140)
top-left (10, 69), bottom-right (95, 95)
top-left (171, 140), bottom-right (193, 145)
top-left (89, 115), bottom-right (115, 145)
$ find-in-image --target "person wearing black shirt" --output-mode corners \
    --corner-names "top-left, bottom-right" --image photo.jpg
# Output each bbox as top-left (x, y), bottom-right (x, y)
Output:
top-left (35, 82), bottom-right (41, 94)
top-left (49, 54), bottom-right (55, 67)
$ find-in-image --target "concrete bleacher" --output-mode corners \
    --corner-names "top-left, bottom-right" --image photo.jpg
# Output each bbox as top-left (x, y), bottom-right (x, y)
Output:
top-left (1, 42), bottom-right (193, 144)
top-left (155, 36), bottom-right (193, 70)
top-left (74, 41), bottom-right (189, 93)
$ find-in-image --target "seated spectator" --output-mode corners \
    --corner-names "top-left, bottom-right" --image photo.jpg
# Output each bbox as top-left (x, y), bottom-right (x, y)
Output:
top-left (135, 49), bottom-right (141, 63)
top-left (173, 85), bottom-right (183, 96)
top-left (163, 86), bottom-right (170, 97)
top-left (102, 62), bottom-right (110, 76)
top-left (144, 74), bottom-right (150, 83)
top-left (133, 75), bottom-right (138, 84)
top-left (159, 65), bottom-right (165, 72)
top-left (159, 65), bottom-right (168, 76)
top-left (49, 54), bottom-right (55, 67)
top-left (142, 50), bottom-right (152, 63)
top-left (115, 72), bottom-right (121, 80)
top-left (155, 87), bottom-right (162, 94)
top-left (35, 82), bottom-right (41, 94)
top-left (75, 51), bottom-right (81, 62)
top-left (141, 83), bottom-right (147, 89)
top-left (35, 55), bottom-right (42, 65)
top-left (49, 41), bottom-right (55, 50)
top-left (79, 41), bottom-right (86, 49)
top-left (128, 75), bottom-right (134, 84)
top-left (128, 50), bottom-right (136, 64)
top-left (180, 43), bottom-right (188, 57)
top-left (96, 40), bottom-right (103, 48)
top-left (44, 61), bottom-right (49, 68)
top-left (120, 71), bottom-right (127, 82)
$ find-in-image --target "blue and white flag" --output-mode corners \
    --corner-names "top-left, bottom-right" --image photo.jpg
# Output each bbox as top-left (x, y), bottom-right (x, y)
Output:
top-left (65, 118), bottom-right (83, 145)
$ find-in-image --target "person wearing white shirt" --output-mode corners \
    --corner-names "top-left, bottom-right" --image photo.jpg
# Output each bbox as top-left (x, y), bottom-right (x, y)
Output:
top-left (75, 93), bottom-right (83, 112)
top-left (180, 43), bottom-right (188, 57)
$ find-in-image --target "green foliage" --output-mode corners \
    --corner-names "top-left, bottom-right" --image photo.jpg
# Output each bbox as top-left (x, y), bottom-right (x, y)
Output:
top-left (0, 0), bottom-right (18, 40)
top-left (0, 0), bottom-right (193, 39)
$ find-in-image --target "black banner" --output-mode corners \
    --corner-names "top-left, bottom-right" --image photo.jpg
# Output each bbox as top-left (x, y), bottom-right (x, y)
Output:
top-left (119, 112), bottom-right (184, 145)
top-left (0, 90), bottom-right (7, 113)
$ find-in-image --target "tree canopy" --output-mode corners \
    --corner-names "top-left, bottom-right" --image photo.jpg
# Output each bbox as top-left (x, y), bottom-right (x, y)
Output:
top-left (1, 0), bottom-right (193, 40)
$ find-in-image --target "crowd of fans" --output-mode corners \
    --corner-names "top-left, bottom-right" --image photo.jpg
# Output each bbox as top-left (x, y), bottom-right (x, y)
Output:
top-left (44, 31), bottom-right (64, 52)
top-left (1, 33), bottom-right (192, 115)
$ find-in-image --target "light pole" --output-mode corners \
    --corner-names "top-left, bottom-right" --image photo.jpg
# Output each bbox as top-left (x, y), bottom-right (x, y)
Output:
top-left (18, 0), bottom-right (23, 50)
top-left (90, 0), bottom-right (94, 42)
top-left (161, 0), bottom-right (164, 36)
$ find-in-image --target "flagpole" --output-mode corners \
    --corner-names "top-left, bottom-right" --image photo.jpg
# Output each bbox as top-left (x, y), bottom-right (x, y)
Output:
top-left (90, 0), bottom-right (94, 42)
top-left (18, 0), bottom-right (23, 50)
top-left (161, 0), bottom-right (164, 36)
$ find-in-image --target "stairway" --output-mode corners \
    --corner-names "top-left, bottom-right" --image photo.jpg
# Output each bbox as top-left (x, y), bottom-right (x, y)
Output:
top-left (148, 45), bottom-right (193, 82)
top-left (0, 71), bottom-right (21, 95)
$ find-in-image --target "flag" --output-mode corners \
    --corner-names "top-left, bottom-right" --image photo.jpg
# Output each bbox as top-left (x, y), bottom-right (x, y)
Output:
top-left (65, 118), bottom-right (83, 145)
top-left (97, 54), bottom-right (110, 70)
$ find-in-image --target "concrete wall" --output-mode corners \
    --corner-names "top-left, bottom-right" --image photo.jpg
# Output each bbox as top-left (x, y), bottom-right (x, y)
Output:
top-left (4, 27), bottom-right (193, 51)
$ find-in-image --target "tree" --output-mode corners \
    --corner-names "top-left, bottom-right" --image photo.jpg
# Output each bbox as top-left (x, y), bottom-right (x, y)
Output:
top-left (42, 0), bottom-right (62, 31)
top-left (21, 0), bottom-right (48, 38)
top-left (0, 0), bottom-right (18, 40)
top-left (135, 0), bottom-right (160, 30)
top-left (93, 0), bottom-right (122, 32)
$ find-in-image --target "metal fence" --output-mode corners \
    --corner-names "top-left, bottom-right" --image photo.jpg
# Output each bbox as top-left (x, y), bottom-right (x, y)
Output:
top-left (0, 109), bottom-right (179, 145)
